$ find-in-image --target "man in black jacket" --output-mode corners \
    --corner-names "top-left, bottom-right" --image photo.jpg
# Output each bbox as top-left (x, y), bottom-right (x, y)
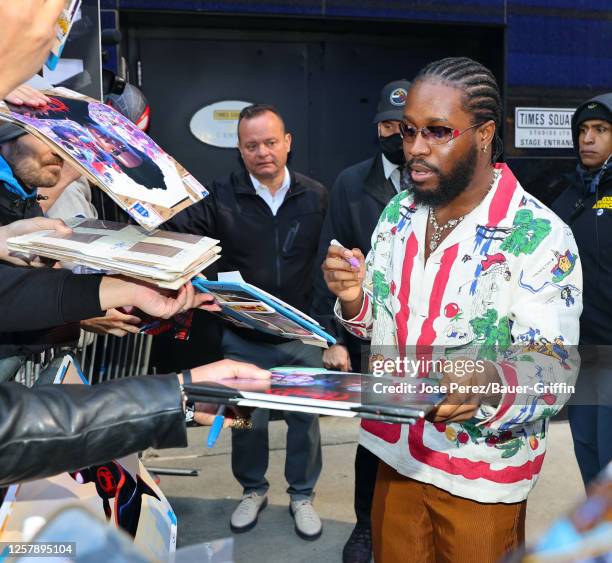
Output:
top-left (0, 123), bottom-right (61, 224)
top-left (167, 104), bottom-right (328, 539)
top-left (311, 79), bottom-right (410, 563)
top-left (551, 92), bottom-right (612, 486)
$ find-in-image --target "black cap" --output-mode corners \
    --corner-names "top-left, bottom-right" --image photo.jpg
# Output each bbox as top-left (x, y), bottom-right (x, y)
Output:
top-left (571, 93), bottom-right (612, 150)
top-left (373, 79), bottom-right (411, 123)
top-left (573, 101), bottom-right (612, 129)
top-left (0, 121), bottom-right (27, 144)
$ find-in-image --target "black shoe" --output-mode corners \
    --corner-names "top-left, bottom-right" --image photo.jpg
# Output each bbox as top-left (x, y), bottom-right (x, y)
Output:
top-left (342, 524), bottom-right (372, 563)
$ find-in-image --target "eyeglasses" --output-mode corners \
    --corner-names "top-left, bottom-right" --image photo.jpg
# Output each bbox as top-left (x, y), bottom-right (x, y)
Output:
top-left (399, 122), bottom-right (485, 145)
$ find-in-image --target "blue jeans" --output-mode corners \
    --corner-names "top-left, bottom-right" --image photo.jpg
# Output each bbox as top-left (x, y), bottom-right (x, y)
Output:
top-left (222, 329), bottom-right (323, 501)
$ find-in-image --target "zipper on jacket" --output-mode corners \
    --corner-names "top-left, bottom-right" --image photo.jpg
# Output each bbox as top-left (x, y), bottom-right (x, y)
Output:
top-left (274, 219), bottom-right (282, 290)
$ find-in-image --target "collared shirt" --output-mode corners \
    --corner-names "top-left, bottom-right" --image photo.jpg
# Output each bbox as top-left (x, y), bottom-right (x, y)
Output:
top-left (250, 167), bottom-right (291, 216)
top-left (335, 163), bottom-right (582, 504)
top-left (381, 154), bottom-right (401, 193)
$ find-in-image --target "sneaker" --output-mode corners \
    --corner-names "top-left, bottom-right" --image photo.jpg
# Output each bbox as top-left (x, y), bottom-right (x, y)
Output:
top-left (342, 524), bottom-right (372, 563)
top-left (230, 492), bottom-right (268, 533)
top-left (289, 499), bottom-right (322, 540)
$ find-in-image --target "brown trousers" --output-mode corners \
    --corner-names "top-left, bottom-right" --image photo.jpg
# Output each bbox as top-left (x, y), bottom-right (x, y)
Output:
top-left (371, 461), bottom-right (526, 563)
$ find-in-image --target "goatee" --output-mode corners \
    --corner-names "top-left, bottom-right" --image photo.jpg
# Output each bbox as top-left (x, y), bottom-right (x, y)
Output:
top-left (407, 142), bottom-right (478, 208)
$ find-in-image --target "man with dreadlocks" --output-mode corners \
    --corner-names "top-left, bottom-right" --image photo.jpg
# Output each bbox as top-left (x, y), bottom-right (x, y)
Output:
top-left (323, 57), bottom-right (582, 562)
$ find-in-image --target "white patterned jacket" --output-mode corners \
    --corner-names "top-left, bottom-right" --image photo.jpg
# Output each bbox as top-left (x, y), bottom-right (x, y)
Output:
top-left (335, 163), bottom-right (582, 503)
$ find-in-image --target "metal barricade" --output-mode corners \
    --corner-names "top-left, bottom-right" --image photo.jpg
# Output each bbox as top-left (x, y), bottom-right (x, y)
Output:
top-left (79, 332), bottom-right (153, 384)
top-left (12, 331), bottom-right (153, 387)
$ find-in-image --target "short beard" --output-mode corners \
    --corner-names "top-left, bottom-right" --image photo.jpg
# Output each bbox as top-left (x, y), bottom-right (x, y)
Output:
top-left (5, 141), bottom-right (60, 188)
top-left (14, 164), bottom-right (59, 188)
top-left (408, 141), bottom-right (478, 208)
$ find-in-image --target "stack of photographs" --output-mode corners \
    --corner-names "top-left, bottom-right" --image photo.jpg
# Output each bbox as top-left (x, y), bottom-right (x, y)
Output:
top-left (0, 87), bottom-right (208, 230)
top-left (193, 275), bottom-right (336, 347)
top-left (185, 368), bottom-right (445, 423)
top-left (7, 218), bottom-right (221, 289)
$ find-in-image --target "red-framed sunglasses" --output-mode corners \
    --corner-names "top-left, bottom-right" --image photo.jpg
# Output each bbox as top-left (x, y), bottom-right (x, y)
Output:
top-left (399, 121), bottom-right (485, 145)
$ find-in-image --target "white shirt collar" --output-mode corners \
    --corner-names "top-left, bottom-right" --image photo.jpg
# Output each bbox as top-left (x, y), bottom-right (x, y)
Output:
top-left (381, 153), bottom-right (399, 181)
top-left (249, 167), bottom-right (291, 216)
top-left (249, 166), bottom-right (291, 194)
top-left (381, 154), bottom-right (402, 192)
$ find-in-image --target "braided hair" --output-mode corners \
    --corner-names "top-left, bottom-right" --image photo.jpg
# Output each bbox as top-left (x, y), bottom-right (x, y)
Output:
top-left (414, 57), bottom-right (503, 163)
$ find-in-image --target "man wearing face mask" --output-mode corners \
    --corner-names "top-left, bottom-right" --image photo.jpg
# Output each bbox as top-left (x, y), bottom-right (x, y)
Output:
top-left (311, 78), bottom-right (410, 563)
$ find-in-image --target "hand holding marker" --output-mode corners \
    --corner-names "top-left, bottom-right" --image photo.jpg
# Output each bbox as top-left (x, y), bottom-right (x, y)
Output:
top-left (330, 239), bottom-right (361, 268)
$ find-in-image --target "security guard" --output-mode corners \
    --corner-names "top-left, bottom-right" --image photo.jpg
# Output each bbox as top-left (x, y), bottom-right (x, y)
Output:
top-left (552, 93), bottom-right (612, 485)
top-left (311, 79), bottom-right (411, 563)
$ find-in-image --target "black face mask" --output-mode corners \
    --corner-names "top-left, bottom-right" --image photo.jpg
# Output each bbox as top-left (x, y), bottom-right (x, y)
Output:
top-left (378, 133), bottom-right (405, 166)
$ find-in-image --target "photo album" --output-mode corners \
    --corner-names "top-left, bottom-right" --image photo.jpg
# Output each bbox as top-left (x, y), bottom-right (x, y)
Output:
top-left (0, 87), bottom-right (208, 230)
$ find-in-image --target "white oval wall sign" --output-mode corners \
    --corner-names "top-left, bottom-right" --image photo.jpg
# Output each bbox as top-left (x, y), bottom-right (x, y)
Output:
top-left (189, 100), bottom-right (252, 148)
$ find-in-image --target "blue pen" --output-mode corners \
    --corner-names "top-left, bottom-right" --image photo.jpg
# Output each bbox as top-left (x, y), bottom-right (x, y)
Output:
top-left (207, 405), bottom-right (226, 448)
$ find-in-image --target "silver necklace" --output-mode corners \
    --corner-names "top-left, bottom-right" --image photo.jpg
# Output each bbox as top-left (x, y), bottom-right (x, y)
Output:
top-left (428, 169), bottom-right (500, 252)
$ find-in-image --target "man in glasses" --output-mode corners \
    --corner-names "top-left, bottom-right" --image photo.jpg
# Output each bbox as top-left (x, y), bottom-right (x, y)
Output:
top-left (311, 78), bottom-right (410, 563)
top-left (322, 57), bottom-right (582, 562)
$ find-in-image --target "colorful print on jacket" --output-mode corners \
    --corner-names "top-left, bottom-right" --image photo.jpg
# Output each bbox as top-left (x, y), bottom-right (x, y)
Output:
top-left (335, 163), bottom-right (582, 503)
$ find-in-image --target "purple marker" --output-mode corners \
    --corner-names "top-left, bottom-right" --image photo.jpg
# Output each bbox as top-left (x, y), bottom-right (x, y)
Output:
top-left (330, 239), bottom-right (360, 268)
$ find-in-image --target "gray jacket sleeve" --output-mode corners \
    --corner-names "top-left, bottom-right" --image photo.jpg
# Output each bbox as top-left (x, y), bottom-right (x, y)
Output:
top-left (0, 373), bottom-right (187, 486)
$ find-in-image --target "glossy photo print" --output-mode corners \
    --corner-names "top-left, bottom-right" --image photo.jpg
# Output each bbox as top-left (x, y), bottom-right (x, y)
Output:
top-left (0, 89), bottom-right (208, 228)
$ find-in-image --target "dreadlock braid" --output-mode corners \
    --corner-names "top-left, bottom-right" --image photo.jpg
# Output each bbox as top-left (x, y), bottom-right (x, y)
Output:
top-left (414, 57), bottom-right (503, 163)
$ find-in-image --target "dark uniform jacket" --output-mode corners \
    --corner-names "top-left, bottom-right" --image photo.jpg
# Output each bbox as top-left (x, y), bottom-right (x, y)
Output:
top-left (551, 93), bottom-right (612, 345)
top-left (311, 154), bottom-right (399, 368)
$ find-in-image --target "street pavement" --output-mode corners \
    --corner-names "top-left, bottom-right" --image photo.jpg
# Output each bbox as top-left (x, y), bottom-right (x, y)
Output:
top-left (144, 417), bottom-right (583, 563)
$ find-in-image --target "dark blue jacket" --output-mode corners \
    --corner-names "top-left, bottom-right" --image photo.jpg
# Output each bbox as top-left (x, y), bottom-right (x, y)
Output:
top-left (551, 93), bottom-right (612, 344)
top-left (311, 154), bottom-right (398, 365)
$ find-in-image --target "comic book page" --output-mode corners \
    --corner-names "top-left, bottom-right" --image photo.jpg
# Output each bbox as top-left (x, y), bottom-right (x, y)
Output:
top-left (0, 88), bottom-right (208, 230)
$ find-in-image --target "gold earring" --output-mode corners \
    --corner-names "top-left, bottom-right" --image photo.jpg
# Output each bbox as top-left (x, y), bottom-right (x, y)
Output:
top-left (482, 145), bottom-right (488, 153)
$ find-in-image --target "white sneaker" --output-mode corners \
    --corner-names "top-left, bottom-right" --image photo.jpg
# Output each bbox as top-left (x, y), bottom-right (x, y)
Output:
top-left (230, 492), bottom-right (268, 533)
top-left (290, 499), bottom-right (322, 540)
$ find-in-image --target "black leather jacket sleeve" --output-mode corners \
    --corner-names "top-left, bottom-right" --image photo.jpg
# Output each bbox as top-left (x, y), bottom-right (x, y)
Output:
top-left (0, 373), bottom-right (187, 487)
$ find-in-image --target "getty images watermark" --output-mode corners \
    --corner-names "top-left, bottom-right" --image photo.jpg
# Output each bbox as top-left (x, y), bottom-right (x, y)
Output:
top-left (368, 356), bottom-right (575, 396)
